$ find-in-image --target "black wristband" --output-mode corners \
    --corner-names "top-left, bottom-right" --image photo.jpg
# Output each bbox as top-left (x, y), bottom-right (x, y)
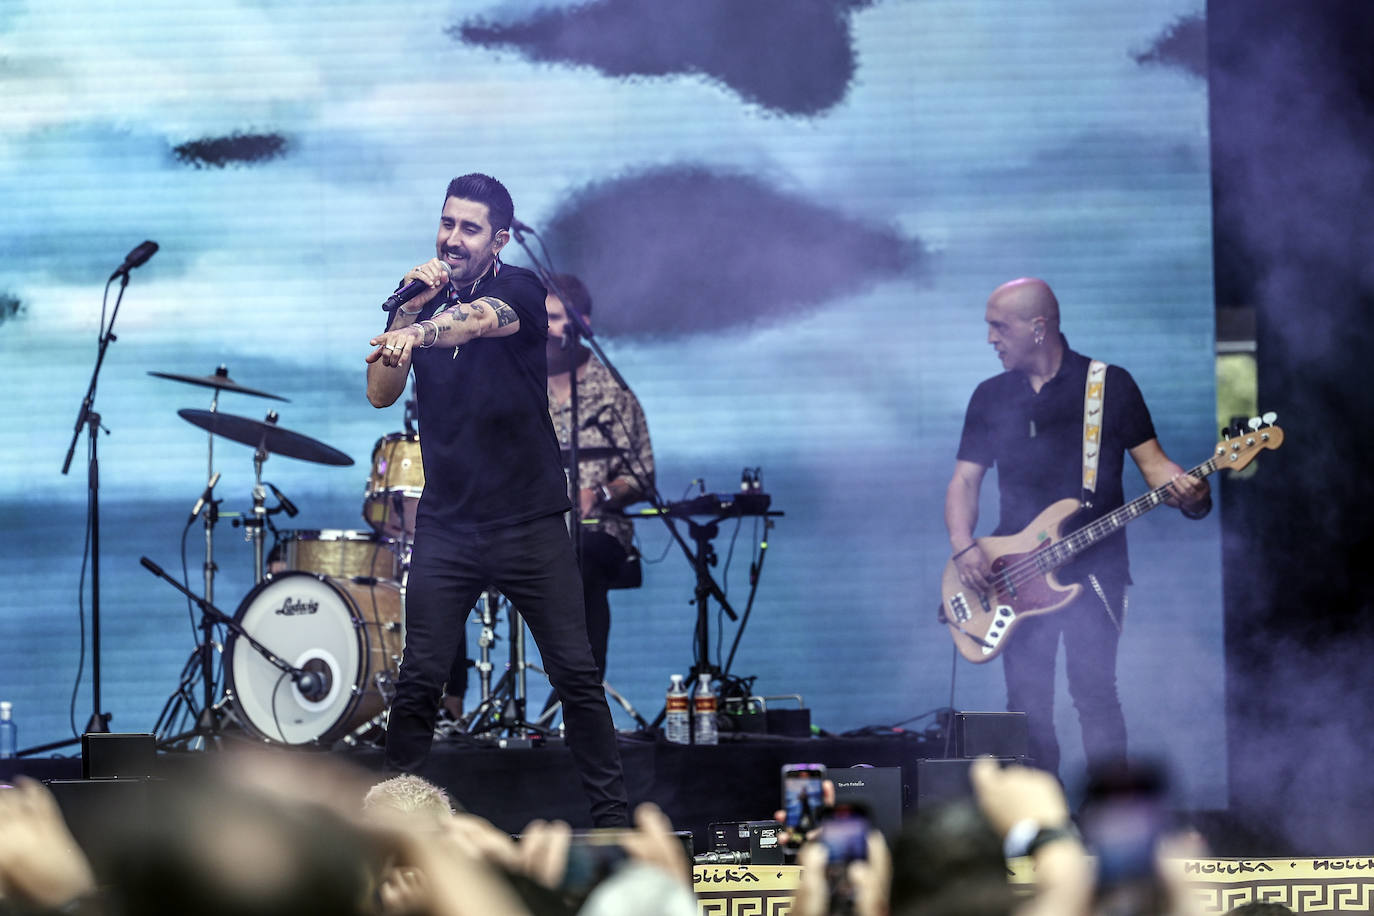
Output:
top-left (952, 542), bottom-right (979, 560)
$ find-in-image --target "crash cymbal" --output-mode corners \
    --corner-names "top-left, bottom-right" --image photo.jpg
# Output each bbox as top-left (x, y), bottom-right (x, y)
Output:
top-left (150, 366), bottom-right (288, 402)
top-left (178, 409), bottom-right (353, 466)
top-left (560, 446), bottom-right (622, 463)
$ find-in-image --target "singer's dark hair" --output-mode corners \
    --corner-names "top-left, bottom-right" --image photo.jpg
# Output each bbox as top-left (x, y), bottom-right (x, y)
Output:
top-left (549, 273), bottom-right (592, 317)
top-left (444, 173), bottom-right (514, 235)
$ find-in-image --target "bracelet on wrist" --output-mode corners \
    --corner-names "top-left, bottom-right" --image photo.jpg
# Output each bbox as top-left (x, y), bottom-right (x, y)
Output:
top-left (952, 542), bottom-right (979, 560)
top-left (418, 320), bottom-right (439, 348)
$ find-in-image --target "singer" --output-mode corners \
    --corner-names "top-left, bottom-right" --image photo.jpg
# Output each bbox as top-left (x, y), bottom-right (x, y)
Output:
top-left (365, 173), bottom-right (628, 827)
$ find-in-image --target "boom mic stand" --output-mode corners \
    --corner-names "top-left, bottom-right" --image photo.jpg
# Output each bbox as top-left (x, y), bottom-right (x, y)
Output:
top-left (59, 249), bottom-right (157, 738)
top-left (138, 555), bottom-right (324, 743)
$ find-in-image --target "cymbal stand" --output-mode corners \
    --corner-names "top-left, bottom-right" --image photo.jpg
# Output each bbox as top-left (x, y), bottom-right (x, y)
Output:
top-left (245, 446), bottom-right (269, 583)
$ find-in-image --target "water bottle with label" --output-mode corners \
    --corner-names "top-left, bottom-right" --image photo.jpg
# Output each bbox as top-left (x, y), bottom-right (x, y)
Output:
top-left (665, 675), bottom-right (690, 745)
top-left (693, 673), bottom-right (718, 746)
top-left (0, 701), bottom-right (16, 759)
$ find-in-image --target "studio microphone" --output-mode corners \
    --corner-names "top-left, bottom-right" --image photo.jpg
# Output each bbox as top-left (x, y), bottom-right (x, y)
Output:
top-left (266, 482), bottom-right (299, 517)
top-left (510, 218), bottom-right (535, 234)
top-left (189, 471), bottom-right (221, 522)
top-left (382, 262), bottom-right (450, 312)
top-left (111, 240), bottom-right (159, 279)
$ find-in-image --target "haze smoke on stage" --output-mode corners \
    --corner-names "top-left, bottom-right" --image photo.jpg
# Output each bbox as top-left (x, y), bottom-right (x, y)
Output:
top-left (1208, 0), bottom-right (1374, 853)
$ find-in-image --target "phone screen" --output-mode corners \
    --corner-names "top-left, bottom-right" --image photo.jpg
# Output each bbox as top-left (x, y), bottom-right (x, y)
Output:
top-left (781, 763), bottom-right (827, 831)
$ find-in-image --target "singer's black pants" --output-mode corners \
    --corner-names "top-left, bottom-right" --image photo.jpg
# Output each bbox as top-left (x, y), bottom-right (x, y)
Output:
top-left (384, 513), bottom-right (629, 827)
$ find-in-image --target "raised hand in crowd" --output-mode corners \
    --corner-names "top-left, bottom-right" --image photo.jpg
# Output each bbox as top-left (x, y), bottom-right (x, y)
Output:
top-left (0, 777), bottom-right (97, 912)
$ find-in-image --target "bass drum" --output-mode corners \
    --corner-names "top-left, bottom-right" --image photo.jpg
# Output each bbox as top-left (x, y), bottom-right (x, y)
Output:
top-left (225, 572), bottom-right (403, 745)
top-left (362, 432), bottom-right (424, 539)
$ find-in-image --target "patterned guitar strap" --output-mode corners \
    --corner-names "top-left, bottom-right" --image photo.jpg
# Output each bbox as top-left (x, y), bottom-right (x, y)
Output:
top-left (1082, 359), bottom-right (1127, 630)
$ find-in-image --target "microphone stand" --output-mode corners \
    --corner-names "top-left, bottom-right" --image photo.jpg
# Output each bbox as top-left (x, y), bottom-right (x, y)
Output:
top-left (59, 270), bottom-right (136, 737)
top-left (509, 224), bottom-right (627, 567)
top-left (138, 557), bottom-right (315, 717)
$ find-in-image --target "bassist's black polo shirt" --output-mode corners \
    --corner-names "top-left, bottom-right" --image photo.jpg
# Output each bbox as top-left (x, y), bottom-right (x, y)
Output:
top-left (956, 338), bottom-right (1156, 587)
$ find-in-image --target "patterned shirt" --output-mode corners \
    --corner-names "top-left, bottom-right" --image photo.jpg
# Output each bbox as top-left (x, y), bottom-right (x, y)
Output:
top-left (547, 354), bottom-right (654, 552)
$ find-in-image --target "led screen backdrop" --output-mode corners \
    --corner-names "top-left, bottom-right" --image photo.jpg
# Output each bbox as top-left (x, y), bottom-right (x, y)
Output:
top-left (0, 0), bottom-right (1221, 803)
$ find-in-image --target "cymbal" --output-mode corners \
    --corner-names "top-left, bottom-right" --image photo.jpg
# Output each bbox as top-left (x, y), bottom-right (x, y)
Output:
top-left (560, 446), bottom-right (622, 462)
top-left (178, 409), bottom-right (353, 466)
top-left (149, 367), bottom-right (288, 402)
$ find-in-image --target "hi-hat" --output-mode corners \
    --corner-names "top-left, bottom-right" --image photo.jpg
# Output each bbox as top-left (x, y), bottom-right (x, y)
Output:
top-left (150, 366), bottom-right (288, 402)
top-left (178, 409), bottom-right (352, 466)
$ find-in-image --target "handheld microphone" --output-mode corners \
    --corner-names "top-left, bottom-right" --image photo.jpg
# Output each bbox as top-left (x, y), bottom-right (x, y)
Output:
top-left (189, 471), bottom-right (222, 522)
top-left (382, 263), bottom-right (450, 312)
top-left (266, 482), bottom-right (298, 517)
top-left (111, 240), bottom-right (159, 279)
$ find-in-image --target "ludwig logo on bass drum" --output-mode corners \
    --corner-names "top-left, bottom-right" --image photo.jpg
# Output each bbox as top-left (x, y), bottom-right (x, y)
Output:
top-left (275, 596), bottom-right (320, 616)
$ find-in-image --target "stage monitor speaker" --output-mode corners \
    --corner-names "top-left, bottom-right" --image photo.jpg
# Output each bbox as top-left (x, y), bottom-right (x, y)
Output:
top-left (81, 732), bottom-right (155, 779)
top-left (916, 758), bottom-right (1020, 808)
top-left (953, 712), bottom-right (1028, 759)
top-left (831, 765), bottom-right (904, 841)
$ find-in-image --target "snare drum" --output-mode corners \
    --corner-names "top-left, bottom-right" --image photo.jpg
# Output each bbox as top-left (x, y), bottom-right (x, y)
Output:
top-left (279, 529), bottom-right (400, 581)
top-left (363, 433), bottom-right (424, 539)
top-left (225, 572), bottom-right (404, 745)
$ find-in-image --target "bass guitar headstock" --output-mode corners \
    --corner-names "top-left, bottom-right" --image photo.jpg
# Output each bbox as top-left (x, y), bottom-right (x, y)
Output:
top-left (1216, 411), bottom-right (1283, 472)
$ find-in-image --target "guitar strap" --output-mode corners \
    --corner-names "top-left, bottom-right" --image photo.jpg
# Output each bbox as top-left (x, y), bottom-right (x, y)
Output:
top-left (1081, 359), bottom-right (1108, 502)
top-left (1082, 358), bottom-right (1126, 631)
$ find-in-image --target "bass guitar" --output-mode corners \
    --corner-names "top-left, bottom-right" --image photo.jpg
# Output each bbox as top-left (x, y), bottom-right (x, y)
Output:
top-left (939, 414), bottom-right (1283, 663)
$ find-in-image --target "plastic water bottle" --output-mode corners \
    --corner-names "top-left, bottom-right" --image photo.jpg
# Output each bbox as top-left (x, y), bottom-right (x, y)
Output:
top-left (693, 673), bottom-right (718, 746)
top-left (0, 701), bottom-right (16, 759)
top-left (665, 675), bottom-right (690, 745)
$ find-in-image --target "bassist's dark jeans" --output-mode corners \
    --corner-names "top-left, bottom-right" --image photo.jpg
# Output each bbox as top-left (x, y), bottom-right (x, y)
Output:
top-left (385, 513), bottom-right (629, 827)
top-left (1002, 577), bottom-right (1128, 778)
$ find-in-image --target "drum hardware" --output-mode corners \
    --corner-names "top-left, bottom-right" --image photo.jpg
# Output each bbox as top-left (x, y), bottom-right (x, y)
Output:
top-left (179, 408), bottom-right (354, 581)
top-left (452, 591), bottom-right (550, 742)
top-left (154, 366), bottom-right (289, 607)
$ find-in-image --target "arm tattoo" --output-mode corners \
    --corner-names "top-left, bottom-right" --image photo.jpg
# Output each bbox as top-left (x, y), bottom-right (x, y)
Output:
top-left (470, 296), bottom-right (517, 326)
top-left (479, 297), bottom-right (519, 327)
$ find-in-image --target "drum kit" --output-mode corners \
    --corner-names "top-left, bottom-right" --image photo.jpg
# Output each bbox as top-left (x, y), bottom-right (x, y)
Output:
top-left (145, 367), bottom-right (782, 752)
top-left (146, 367), bottom-right (452, 749)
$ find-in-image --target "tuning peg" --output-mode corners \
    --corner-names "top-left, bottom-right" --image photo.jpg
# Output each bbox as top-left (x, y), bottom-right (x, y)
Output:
top-left (1248, 416), bottom-right (1262, 431)
top-left (1262, 411), bottom-right (1277, 426)
top-left (1219, 426), bottom-right (1232, 440)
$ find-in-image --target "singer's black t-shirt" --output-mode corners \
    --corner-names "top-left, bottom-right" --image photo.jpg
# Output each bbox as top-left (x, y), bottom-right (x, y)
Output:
top-left (383, 262), bottom-right (569, 532)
